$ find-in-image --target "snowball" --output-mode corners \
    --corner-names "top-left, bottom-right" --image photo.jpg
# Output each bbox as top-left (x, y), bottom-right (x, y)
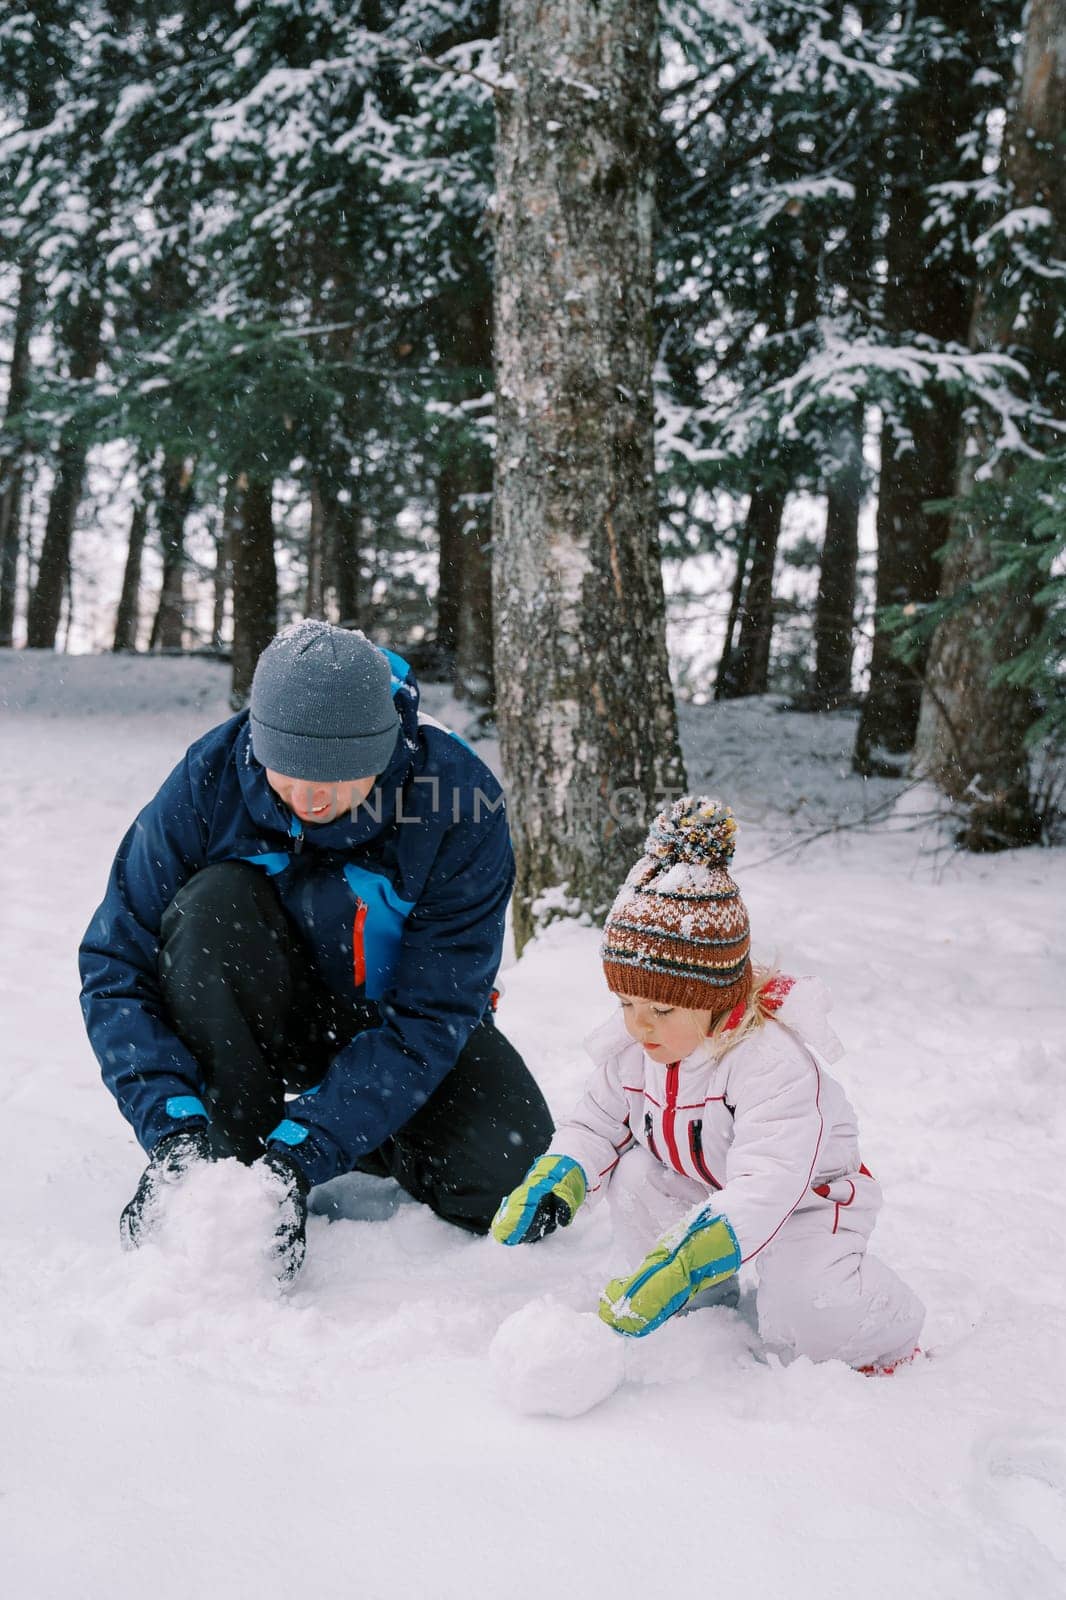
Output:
top-left (140, 1158), bottom-right (284, 1298)
top-left (489, 1297), bottom-right (626, 1418)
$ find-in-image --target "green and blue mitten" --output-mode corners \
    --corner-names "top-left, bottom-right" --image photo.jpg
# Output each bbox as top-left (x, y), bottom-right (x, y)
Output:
top-left (599, 1208), bottom-right (741, 1336)
top-left (491, 1154), bottom-right (587, 1245)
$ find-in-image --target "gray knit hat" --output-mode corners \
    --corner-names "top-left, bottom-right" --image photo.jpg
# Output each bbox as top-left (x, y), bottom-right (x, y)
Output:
top-left (249, 621), bottom-right (401, 782)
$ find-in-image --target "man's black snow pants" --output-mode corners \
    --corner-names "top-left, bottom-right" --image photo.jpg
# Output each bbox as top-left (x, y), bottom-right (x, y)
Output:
top-left (157, 860), bottom-right (553, 1234)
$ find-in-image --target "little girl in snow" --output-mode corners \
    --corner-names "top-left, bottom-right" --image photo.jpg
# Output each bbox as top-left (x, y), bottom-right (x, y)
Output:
top-left (492, 797), bottom-right (924, 1371)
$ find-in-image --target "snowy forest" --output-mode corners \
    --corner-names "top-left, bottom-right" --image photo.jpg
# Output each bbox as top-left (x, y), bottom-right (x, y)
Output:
top-left (2, 5), bottom-right (1065, 1597)
top-left (2, 2), bottom-right (1064, 867)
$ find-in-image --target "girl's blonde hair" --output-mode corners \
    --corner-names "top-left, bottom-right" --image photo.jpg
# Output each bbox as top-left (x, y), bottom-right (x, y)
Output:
top-left (706, 964), bottom-right (782, 1060)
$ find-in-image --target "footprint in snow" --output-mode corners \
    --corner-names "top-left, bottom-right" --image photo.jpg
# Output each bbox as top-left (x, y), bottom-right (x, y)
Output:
top-left (977, 1435), bottom-right (1066, 1568)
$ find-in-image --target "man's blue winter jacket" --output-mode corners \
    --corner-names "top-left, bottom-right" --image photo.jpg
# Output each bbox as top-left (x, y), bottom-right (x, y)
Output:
top-left (79, 652), bottom-right (513, 1188)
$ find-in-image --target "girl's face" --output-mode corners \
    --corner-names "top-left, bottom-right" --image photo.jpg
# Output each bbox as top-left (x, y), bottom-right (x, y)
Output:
top-left (616, 992), bottom-right (714, 1063)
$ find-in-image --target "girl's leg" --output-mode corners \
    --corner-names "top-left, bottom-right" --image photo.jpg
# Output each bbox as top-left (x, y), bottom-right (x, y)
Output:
top-left (606, 1148), bottom-right (741, 1310)
top-left (754, 1172), bottom-right (924, 1368)
top-left (606, 1144), bottom-right (707, 1266)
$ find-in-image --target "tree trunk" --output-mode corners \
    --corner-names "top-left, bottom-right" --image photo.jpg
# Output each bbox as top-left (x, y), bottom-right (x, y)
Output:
top-left (494, 0), bottom-right (686, 950)
top-left (113, 497), bottom-right (149, 651)
top-left (25, 297), bottom-right (103, 649)
top-left (436, 460), bottom-right (462, 664)
top-left (230, 475), bottom-right (277, 706)
top-left (714, 513), bottom-right (755, 702)
top-left (854, 0), bottom-right (1001, 773)
top-left (150, 454), bottom-right (194, 651)
top-left (718, 485), bottom-right (788, 698)
top-left (439, 449), bottom-right (495, 708)
top-left (213, 478), bottom-right (237, 650)
top-left (307, 477), bottom-right (326, 619)
top-left (812, 406), bottom-right (863, 708)
top-left (453, 460), bottom-right (495, 713)
top-left (855, 404), bottom-right (959, 771)
top-left (914, 0), bottom-right (1065, 849)
top-left (25, 438), bottom-right (91, 650)
top-left (322, 473), bottom-right (360, 628)
top-left (0, 264), bottom-right (37, 648)
top-left (434, 273), bottom-right (495, 706)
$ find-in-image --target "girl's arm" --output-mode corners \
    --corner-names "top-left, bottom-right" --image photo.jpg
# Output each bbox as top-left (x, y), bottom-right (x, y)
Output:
top-left (492, 1052), bottom-right (634, 1246)
top-left (547, 1057), bottom-right (635, 1202)
top-left (714, 1032), bottom-right (826, 1263)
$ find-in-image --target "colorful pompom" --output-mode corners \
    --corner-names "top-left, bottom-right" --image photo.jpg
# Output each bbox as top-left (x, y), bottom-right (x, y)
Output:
top-left (644, 796), bottom-right (738, 868)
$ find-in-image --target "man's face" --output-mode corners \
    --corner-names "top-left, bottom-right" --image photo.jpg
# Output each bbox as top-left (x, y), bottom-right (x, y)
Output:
top-left (264, 769), bottom-right (377, 825)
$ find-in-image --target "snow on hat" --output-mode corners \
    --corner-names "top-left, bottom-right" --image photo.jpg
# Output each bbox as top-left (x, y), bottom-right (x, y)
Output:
top-left (249, 620), bottom-right (401, 782)
top-left (601, 796), bottom-right (752, 1018)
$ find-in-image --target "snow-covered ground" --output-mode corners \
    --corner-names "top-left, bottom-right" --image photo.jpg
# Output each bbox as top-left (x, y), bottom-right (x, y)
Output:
top-left (2, 651), bottom-right (1065, 1600)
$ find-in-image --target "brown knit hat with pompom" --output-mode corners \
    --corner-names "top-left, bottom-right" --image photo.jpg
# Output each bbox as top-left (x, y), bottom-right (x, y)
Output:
top-left (601, 796), bottom-right (752, 1018)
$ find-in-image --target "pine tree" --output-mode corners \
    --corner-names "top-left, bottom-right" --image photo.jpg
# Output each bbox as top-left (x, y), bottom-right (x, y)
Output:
top-left (654, 1), bottom-right (1027, 718)
top-left (854, 0), bottom-right (1022, 774)
top-left (913, 0), bottom-right (1066, 848)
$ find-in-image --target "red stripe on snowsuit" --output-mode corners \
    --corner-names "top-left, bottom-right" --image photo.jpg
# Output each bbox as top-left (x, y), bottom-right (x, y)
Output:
top-left (660, 1062), bottom-right (684, 1172)
top-left (352, 901), bottom-right (368, 990)
top-left (812, 1176), bottom-right (858, 1234)
top-left (688, 1120), bottom-right (723, 1189)
top-left (589, 1129), bottom-right (635, 1194)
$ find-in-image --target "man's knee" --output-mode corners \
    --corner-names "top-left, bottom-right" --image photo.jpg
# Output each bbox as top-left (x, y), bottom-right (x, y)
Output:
top-left (392, 1022), bottom-right (554, 1232)
top-left (429, 1099), bottom-right (552, 1234)
top-left (161, 861), bottom-right (283, 950)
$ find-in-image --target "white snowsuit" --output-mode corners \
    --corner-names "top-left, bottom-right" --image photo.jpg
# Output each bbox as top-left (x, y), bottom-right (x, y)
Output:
top-left (548, 977), bottom-right (924, 1368)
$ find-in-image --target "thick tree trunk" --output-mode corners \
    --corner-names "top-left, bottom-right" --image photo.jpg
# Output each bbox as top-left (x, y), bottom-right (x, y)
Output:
top-left (230, 475), bottom-right (277, 706)
top-left (494, 0), bottom-right (686, 950)
top-left (25, 297), bottom-right (103, 649)
top-left (812, 406), bottom-right (863, 708)
top-left (914, 0), bottom-right (1065, 849)
top-left (113, 498), bottom-right (149, 651)
top-left (854, 0), bottom-right (1000, 773)
top-left (718, 485), bottom-right (788, 699)
top-left (150, 455), bottom-right (194, 651)
top-left (0, 264), bottom-right (36, 648)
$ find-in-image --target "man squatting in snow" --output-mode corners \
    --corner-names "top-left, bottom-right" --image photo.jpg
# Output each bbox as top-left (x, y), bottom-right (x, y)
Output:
top-left (493, 798), bottom-right (926, 1371)
top-left (80, 622), bottom-right (553, 1278)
